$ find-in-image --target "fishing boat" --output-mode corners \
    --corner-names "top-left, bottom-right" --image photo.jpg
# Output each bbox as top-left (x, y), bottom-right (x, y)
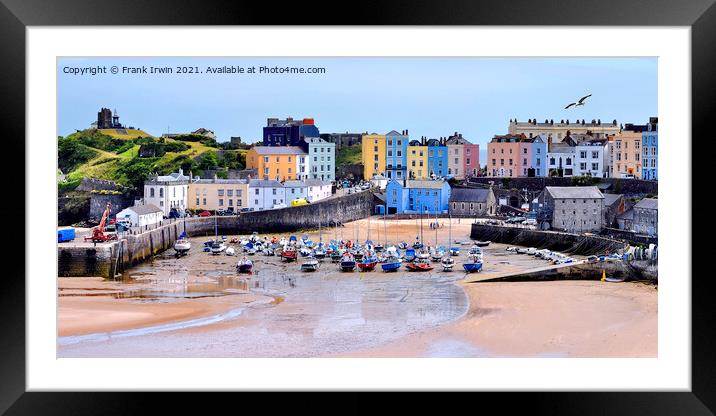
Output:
top-left (463, 253), bottom-right (483, 273)
top-left (381, 254), bottom-right (402, 272)
top-left (301, 256), bottom-right (320, 272)
top-left (236, 257), bottom-right (253, 273)
top-left (340, 252), bottom-right (356, 271)
top-left (173, 230), bottom-right (191, 256)
top-left (405, 257), bottom-right (434, 272)
top-left (357, 252), bottom-right (378, 271)
top-left (280, 246), bottom-right (297, 262)
top-left (441, 256), bottom-right (455, 272)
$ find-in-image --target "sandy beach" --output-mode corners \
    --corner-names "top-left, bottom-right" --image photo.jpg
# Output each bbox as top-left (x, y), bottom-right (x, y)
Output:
top-left (57, 217), bottom-right (657, 357)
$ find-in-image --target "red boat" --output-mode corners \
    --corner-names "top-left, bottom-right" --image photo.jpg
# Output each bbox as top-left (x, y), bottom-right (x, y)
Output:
top-left (405, 261), bottom-right (434, 272)
top-left (280, 247), bottom-right (297, 262)
top-left (357, 256), bottom-right (377, 271)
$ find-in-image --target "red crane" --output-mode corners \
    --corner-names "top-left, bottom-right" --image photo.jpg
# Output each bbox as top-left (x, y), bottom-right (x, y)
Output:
top-left (85, 202), bottom-right (118, 243)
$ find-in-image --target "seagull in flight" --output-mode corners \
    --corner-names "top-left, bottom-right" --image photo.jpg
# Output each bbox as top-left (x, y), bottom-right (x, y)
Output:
top-left (565, 94), bottom-right (592, 109)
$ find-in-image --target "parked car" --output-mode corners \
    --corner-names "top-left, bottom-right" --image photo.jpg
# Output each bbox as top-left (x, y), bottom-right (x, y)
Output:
top-left (273, 203), bottom-right (287, 209)
top-left (523, 218), bottom-right (537, 226)
top-left (198, 210), bottom-right (212, 217)
top-left (487, 219), bottom-right (500, 225)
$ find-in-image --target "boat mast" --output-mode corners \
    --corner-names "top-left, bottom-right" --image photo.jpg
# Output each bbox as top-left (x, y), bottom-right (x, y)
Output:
top-left (384, 206), bottom-right (387, 248)
top-left (419, 202), bottom-right (423, 245)
top-left (435, 199), bottom-right (438, 248)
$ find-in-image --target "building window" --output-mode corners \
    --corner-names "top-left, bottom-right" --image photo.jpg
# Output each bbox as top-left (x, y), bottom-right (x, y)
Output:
top-left (196, 198), bottom-right (200, 205)
top-left (150, 187), bottom-right (155, 197)
top-left (159, 188), bottom-right (164, 198)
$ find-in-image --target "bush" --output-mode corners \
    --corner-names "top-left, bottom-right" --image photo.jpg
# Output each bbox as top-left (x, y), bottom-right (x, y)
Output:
top-left (58, 137), bottom-right (98, 172)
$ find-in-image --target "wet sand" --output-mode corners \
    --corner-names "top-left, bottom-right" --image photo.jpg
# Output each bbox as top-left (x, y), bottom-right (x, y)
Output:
top-left (57, 217), bottom-right (657, 357)
top-left (338, 280), bottom-right (657, 357)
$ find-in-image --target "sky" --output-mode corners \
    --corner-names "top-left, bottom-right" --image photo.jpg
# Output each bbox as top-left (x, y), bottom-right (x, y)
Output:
top-left (58, 57), bottom-right (657, 164)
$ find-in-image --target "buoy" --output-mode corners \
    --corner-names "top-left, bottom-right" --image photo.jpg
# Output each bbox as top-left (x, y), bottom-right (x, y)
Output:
top-left (601, 269), bottom-right (606, 282)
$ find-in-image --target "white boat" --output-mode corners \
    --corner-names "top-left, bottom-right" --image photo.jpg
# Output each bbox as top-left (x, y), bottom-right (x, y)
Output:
top-left (173, 234), bottom-right (191, 256)
top-left (441, 256), bottom-right (455, 271)
top-left (225, 246), bottom-right (236, 256)
top-left (210, 241), bottom-right (226, 255)
top-left (301, 256), bottom-right (320, 272)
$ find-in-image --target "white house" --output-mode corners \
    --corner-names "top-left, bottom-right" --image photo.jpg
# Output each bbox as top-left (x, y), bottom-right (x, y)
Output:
top-left (304, 137), bottom-right (336, 182)
top-left (370, 174), bottom-right (388, 190)
top-left (305, 179), bottom-right (332, 202)
top-left (249, 179), bottom-right (286, 210)
top-left (547, 143), bottom-right (577, 177)
top-left (143, 169), bottom-right (190, 216)
top-left (283, 180), bottom-right (309, 202)
top-left (573, 138), bottom-right (609, 177)
top-left (115, 204), bottom-right (163, 228)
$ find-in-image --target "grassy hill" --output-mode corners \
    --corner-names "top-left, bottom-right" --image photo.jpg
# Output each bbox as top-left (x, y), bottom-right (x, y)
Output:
top-left (58, 129), bottom-right (246, 191)
top-left (336, 144), bottom-right (362, 166)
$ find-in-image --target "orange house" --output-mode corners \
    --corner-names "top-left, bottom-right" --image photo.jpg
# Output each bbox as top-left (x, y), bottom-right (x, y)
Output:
top-left (246, 146), bottom-right (307, 181)
top-left (609, 130), bottom-right (643, 179)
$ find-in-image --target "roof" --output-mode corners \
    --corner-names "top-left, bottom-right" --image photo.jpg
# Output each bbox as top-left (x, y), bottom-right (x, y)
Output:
top-left (148, 170), bottom-right (191, 183)
top-left (449, 188), bottom-right (491, 203)
top-left (282, 180), bottom-right (308, 188)
top-left (617, 208), bottom-right (634, 220)
top-left (602, 193), bottom-right (623, 207)
top-left (634, 198), bottom-right (658, 210)
top-left (549, 143), bottom-right (576, 153)
top-left (405, 180), bottom-right (448, 189)
top-left (445, 135), bottom-right (471, 145)
top-left (193, 178), bottom-right (247, 185)
top-left (385, 130), bottom-right (406, 137)
top-left (123, 204), bottom-right (163, 215)
top-left (249, 179), bottom-right (283, 188)
top-left (545, 186), bottom-right (603, 199)
top-left (250, 146), bottom-right (306, 155)
top-left (304, 179), bottom-right (331, 187)
top-left (371, 174), bottom-right (386, 180)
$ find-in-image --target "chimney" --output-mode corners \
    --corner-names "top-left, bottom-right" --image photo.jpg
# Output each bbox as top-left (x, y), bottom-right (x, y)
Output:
top-left (548, 136), bottom-right (553, 152)
top-left (406, 129), bottom-right (409, 136)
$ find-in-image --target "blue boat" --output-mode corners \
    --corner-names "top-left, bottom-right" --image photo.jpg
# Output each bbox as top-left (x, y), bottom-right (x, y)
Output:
top-left (404, 248), bottom-right (416, 262)
top-left (381, 256), bottom-right (402, 272)
top-left (463, 253), bottom-right (483, 273)
top-left (449, 247), bottom-right (460, 256)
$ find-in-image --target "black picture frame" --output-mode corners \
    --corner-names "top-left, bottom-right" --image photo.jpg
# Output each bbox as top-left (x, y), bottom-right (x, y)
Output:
top-left (0, 0), bottom-right (710, 413)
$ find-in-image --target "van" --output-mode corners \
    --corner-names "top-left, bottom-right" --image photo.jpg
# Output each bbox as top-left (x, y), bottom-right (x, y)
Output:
top-left (291, 198), bottom-right (310, 207)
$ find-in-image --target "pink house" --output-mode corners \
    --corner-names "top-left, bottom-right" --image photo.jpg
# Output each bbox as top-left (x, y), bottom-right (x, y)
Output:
top-left (463, 143), bottom-right (481, 177)
top-left (487, 134), bottom-right (527, 177)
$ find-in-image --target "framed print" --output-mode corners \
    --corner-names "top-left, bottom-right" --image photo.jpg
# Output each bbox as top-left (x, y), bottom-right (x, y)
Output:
top-left (1, 0), bottom-right (712, 413)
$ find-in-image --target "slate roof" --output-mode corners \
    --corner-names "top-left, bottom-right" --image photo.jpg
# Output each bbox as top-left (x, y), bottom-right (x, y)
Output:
top-left (250, 146), bottom-right (306, 155)
top-left (405, 180), bottom-right (448, 189)
top-left (602, 193), bottom-right (623, 207)
top-left (282, 180), bottom-right (308, 188)
top-left (125, 204), bottom-right (163, 215)
top-left (545, 186), bottom-right (603, 199)
top-left (193, 179), bottom-right (247, 185)
top-left (249, 179), bottom-right (283, 188)
top-left (634, 198), bottom-right (658, 210)
top-left (304, 179), bottom-right (332, 187)
top-left (449, 188), bottom-right (491, 203)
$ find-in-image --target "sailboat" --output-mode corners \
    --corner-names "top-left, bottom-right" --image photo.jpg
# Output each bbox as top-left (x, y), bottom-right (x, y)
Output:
top-left (236, 256), bottom-right (253, 273)
top-left (173, 214), bottom-right (191, 256)
top-left (340, 252), bottom-right (356, 271)
top-left (441, 214), bottom-right (455, 271)
top-left (209, 214), bottom-right (226, 255)
top-left (463, 245), bottom-right (483, 273)
top-left (301, 255), bottom-right (320, 272)
top-left (357, 250), bottom-right (378, 271)
top-left (382, 246), bottom-right (402, 272)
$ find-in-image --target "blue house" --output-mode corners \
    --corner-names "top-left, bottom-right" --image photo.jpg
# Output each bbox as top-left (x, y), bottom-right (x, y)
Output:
top-left (385, 179), bottom-right (451, 214)
top-left (385, 130), bottom-right (409, 180)
top-left (426, 138), bottom-right (449, 177)
top-left (641, 117), bottom-right (658, 180)
top-left (531, 134), bottom-right (548, 177)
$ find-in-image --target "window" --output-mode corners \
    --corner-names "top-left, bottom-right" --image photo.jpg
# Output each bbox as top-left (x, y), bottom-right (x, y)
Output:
top-left (580, 151), bottom-right (587, 158)
top-left (218, 189), bottom-right (224, 196)
top-left (237, 199), bottom-right (242, 207)
top-left (196, 198), bottom-right (200, 205)
top-left (203, 198), bottom-right (206, 205)
top-left (219, 199), bottom-right (223, 206)
top-left (228, 199), bottom-right (233, 206)
top-left (150, 187), bottom-right (155, 197)
top-left (592, 151), bottom-right (599, 159)
top-left (159, 188), bottom-right (164, 198)
top-left (255, 188), bottom-right (259, 195)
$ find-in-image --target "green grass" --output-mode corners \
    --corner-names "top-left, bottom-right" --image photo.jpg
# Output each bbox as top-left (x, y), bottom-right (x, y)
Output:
top-left (336, 144), bottom-right (362, 166)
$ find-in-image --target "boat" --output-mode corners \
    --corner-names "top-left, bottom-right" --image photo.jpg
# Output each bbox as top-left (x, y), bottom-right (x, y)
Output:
top-left (353, 250), bottom-right (364, 261)
top-left (313, 243), bottom-right (327, 260)
top-left (301, 256), bottom-right (320, 272)
top-left (340, 253), bottom-right (356, 271)
top-left (210, 240), bottom-right (226, 255)
top-left (225, 246), bottom-right (236, 256)
top-left (450, 247), bottom-right (460, 256)
top-left (398, 241), bottom-right (408, 250)
top-left (381, 254), bottom-right (402, 272)
top-left (404, 248), bottom-right (416, 262)
top-left (357, 253), bottom-right (378, 271)
top-left (441, 256), bottom-right (455, 271)
top-left (236, 257), bottom-right (253, 273)
top-left (173, 230), bottom-right (191, 256)
top-left (280, 246), bottom-right (297, 262)
top-left (299, 247), bottom-right (312, 257)
top-left (405, 257), bottom-right (434, 272)
top-left (463, 253), bottom-right (483, 273)
top-left (475, 240), bottom-right (491, 247)
top-left (330, 250), bottom-right (342, 262)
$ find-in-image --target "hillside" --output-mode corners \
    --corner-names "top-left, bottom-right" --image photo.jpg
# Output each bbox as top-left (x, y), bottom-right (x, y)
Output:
top-left (336, 144), bottom-right (362, 166)
top-left (58, 129), bottom-right (247, 191)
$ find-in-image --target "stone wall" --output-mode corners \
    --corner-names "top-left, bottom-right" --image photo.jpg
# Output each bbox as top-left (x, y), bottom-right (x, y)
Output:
top-left (76, 177), bottom-right (125, 192)
top-left (470, 224), bottom-right (627, 255)
top-left (465, 176), bottom-right (658, 196)
top-left (89, 193), bottom-right (135, 219)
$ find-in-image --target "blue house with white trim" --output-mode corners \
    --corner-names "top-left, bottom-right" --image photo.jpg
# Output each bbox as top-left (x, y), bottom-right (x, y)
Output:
top-left (426, 138), bottom-right (449, 177)
top-left (641, 117), bottom-right (658, 181)
top-left (385, 130), bottom-right (409, 180)
top-left (385, 179), bottom-right (451, 214)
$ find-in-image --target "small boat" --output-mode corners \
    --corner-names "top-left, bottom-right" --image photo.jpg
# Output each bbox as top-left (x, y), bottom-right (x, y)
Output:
top-left (173, 231), bottom-right (191, 256)
top-left (405, 258), bottom-right (433, 272)
top-left (340, 253), bottom-right (356, 272)
top-left (404, 248), bottom-right (416, 262)
top-left (225, 246), bottom-right (236, 256)
top-left (210, 241), bottom-right (226, 255)
top-left (353, 250), bottom-right (364, 261)
top-left (374, 243), bottom-right (384, 253)
top-left (357, 254), bottom-right (378, 271)
top-left (236, 257), bottom-right (253, 273)
top-left (299, 247), bottom-right (312, 257)
top-left (449, 247), bottom-right (460, 256)
top-left (441, 256), bottom-right (455, 272)
top-left (301, 256), bottom-right (320, 272)
top-left (280, 246), bottom-right (297, 262)
top-left (412, 241), bottom-right (424, 249)
top-left (398, 241), bottom-right (408, 250)
top-left (381, 255), bottom-right (402, 272)
top-left (330, 250), bottom-right (342, 262)
top-left (313, 245), bottom-right (327, 260)
top-left (430, 247), bottom-right (445, 262)
top-left (475, 240), bottom-right (491, 247)
top-left (463, 254), bottom-right (482, 273)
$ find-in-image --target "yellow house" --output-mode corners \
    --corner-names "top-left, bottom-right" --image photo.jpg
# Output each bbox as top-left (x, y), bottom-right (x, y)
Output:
top-left (188, 178), bottom-right (250, 212)
top-left (246, 146), bottom-right (306, 181)
top-left (362, 134), bottom-right (386, 180)
top-left (609, 130), bottom-right (643, 179)
top-left (407, 144), bottom-right (428, 179)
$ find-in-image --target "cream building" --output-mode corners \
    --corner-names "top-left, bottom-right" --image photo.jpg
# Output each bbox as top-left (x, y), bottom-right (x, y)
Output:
top-left (143, 169), bottom-right (190, 217)
top-left (188, 178), bottom-right (249, 212)
top-left (609, 129), bottom-right (643, 179)
top-left (508, 118), bottom-right (620, 141)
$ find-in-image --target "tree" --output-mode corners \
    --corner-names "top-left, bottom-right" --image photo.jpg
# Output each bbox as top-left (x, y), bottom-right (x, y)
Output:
top-left (198, 151), bottom-right (219, 170)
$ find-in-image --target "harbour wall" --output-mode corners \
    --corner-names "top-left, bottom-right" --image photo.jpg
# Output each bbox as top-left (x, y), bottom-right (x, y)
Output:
top-left (465, 176), bottom-right (658, 196)
top-left (58, 191), bottom-right (374, 278)
top-left (470, 224), bottom-right (627, 256)
top-left (475, 260), bottom-right (652, 282)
